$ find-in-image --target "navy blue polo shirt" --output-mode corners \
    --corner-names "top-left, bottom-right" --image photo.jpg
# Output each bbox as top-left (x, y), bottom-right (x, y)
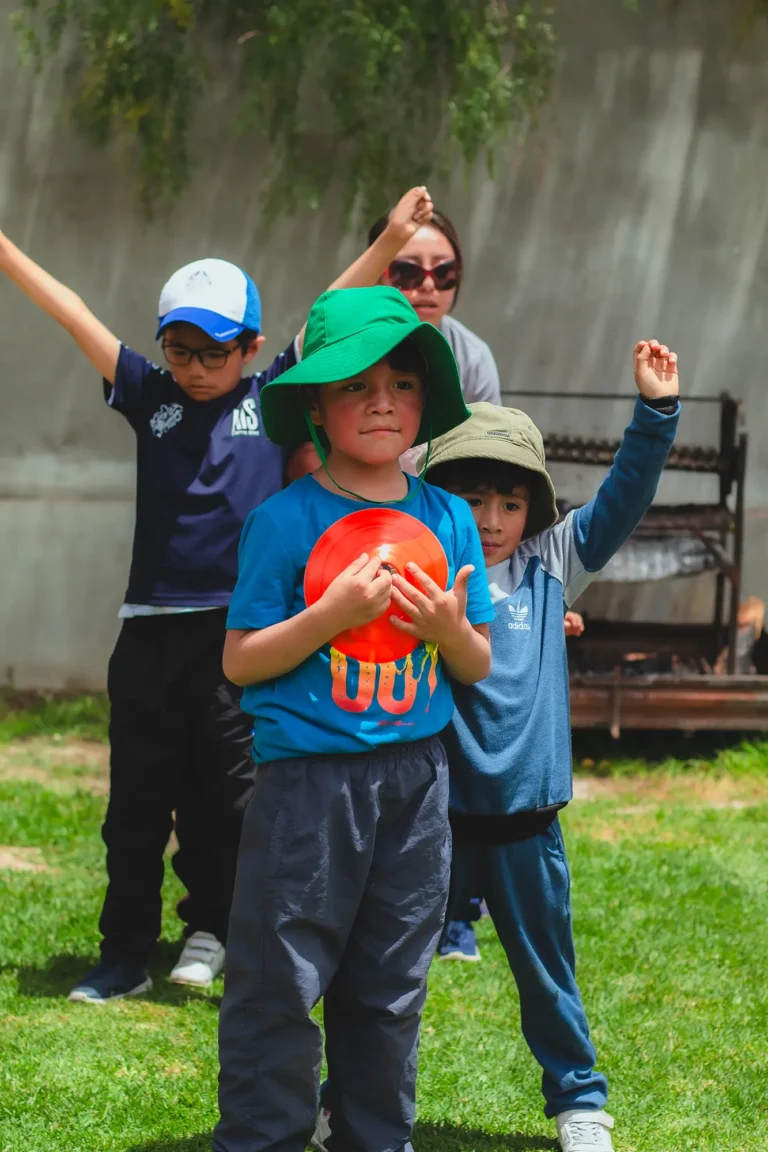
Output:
top-left (105, 343), bottom-right (295, 606)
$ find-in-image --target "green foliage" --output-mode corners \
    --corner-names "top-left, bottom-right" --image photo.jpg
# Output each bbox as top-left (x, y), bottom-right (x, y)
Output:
top-left (11, 0), bottom-right (554, 218)
top-left (735, 0), bottom-right (768, 31)
top-left (0, 689), bottom-right (109, 744)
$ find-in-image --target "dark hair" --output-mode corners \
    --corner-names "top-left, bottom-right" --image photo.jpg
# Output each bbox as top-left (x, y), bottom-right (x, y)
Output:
top-left (367, 207), bottom-right (464, 308)
top-left (237, 328), bottom-right (260, 350)
top-left (385, 337), bottom-right (429, 385)
top-left (427, 457), bottom-right (537, 498)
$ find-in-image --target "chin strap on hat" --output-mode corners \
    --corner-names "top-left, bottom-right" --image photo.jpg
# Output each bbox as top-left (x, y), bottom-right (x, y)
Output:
top-left (302, 406), bottom-right (432, 505)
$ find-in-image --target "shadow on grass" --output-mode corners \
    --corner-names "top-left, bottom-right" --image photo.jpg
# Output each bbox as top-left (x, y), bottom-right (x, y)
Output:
top-left (7, 942), bottom-right (221, 1007)
top-left (125, 1124), bottom-right (557, 1152)
top-left (125, 1138), bottom-right (212, 1152)
top-left (414, 1123), bottom-right (557, 1151)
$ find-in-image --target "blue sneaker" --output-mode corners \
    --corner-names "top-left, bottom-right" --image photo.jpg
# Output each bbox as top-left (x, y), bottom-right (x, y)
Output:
top-left (68, 958), bottom-right (152, 1004)
top-left (437, 919), bottom-right (481, 961)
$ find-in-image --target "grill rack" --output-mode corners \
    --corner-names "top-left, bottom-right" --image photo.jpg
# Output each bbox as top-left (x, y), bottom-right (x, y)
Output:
top-left (544, 436), bottom-right (723, 473)
top-left (506, 391), bottom-right (750, 729)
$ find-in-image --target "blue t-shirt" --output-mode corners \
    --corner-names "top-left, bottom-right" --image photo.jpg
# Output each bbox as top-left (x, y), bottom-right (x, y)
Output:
top-left (227, 475), bottom-right (494, 763)
top-left (105, 343), bottom-right (295, 606)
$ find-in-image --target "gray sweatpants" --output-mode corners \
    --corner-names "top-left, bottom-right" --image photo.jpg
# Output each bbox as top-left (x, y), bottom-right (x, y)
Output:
top-left (214, 735), bottom-right (451, 1152)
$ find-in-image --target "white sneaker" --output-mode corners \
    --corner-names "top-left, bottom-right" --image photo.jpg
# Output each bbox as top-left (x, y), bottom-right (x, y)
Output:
top-left (311, 1108), bottom-right (332, 1152)
top-left (556, 1110), bottom-right (615, 1152)
top-left (169, 931), bottom-right (225, 987)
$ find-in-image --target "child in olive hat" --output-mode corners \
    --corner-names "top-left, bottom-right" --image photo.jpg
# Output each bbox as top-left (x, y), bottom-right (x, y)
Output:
top-left (213, 285), bottom-right (494, 1152)
top-left (420, 340), bottom-right (680, 1152)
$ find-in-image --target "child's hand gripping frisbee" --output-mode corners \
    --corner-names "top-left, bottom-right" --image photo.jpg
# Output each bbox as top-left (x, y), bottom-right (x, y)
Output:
top-left (304, 509), bottom-right (449, 663)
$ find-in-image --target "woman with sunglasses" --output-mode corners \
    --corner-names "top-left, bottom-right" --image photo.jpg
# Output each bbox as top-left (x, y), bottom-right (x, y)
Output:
top-left (372, 207), bottom-right (501, 409)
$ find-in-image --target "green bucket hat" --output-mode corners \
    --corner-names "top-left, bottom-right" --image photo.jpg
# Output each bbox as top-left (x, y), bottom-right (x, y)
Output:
top-left (260, 286), bottom-right (470, 448)
top-left (423, 401), bottom-right (559, 540)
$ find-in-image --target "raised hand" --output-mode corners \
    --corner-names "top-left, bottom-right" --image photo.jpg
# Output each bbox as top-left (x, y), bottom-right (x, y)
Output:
top-left (386, 186), bottom-right (433, 245)
top-left (389, 562), bottom-right (474, 646)
top-left (318, 553), bottom-right (394, 633)
top-left (0, 229), bottom-right (121, 383)
top-left (633, 339), bottom-right (679, 400)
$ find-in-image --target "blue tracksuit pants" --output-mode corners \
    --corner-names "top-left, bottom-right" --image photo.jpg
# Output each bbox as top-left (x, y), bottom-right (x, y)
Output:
top-left (448, 818), bottom-right (608, 1118)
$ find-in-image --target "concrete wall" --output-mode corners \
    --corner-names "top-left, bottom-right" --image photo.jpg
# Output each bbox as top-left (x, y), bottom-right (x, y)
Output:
top-left (1, 0), bottom-right (767, 687)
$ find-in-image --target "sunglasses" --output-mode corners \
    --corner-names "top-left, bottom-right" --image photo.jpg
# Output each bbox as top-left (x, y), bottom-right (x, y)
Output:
top-left (387, 259), bottom-right (459, 292)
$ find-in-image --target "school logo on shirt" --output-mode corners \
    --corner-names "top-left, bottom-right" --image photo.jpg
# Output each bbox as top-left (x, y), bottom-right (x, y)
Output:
top-left (150, 402), bottom-right (184, 438)
top-left (508, 602), bottom-right (531, 631)
top-left (231, 398), bottom-right (260, 436)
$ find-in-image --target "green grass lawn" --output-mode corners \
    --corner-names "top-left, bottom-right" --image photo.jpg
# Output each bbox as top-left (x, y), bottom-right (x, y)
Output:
top-left (1, 699), bottom-right (767, 1151)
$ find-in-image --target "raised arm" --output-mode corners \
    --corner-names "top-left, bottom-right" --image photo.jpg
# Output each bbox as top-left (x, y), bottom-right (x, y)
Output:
top-left (556, 340), bottom-right (680, 601)
top-left (296, 186), bottom-right (433, 354)
top-left (327, 186), bottom-right (433, 293)
top-left (0, 230), bottom-right (121, 384)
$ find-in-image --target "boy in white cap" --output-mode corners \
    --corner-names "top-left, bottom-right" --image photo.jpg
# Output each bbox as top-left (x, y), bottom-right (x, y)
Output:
top-left (0, 187), bottom-right (432, 1003)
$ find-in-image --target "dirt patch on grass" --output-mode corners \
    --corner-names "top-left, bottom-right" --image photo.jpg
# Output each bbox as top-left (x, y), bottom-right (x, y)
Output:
top-left (0, 846), bottom-right (49, 872)
top-left (1, 737), bottom-right (767, 811)
top-left (0, 737), bottom-right (109, 793)
top-left (572, 773), bottom-right (768, 807)
top-left (570, 772), bottom-right (768, 844)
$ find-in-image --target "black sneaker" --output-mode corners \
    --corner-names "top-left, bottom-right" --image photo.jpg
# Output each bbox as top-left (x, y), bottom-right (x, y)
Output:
top-left (68, 958), bottom-right (152, 1004)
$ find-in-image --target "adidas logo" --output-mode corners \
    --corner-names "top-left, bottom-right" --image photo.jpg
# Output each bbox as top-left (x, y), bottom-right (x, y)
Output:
top-left (507, 602), bottom-right (530, 631)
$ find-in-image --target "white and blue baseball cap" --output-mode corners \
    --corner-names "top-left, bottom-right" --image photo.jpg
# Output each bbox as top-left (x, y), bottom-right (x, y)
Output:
top-left (156, 258), bottom-right (262, 342)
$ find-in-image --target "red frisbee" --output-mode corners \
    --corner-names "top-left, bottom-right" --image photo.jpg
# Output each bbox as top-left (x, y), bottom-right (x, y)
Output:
top-left (304, 508), bottom-right (449, 663)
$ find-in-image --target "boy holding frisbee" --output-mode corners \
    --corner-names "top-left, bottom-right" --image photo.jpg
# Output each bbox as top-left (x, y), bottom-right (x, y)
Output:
top-left (214, 286), bottom-right (494, 1152)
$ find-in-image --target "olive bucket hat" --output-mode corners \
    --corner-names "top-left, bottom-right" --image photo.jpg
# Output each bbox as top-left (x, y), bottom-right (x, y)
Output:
top-left (423, 401), bottom-right (559, 540)
top-left (259, 286), bottom-right (470, 448)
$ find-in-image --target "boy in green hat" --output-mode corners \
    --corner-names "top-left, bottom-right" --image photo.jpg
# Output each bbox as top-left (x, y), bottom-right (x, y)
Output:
top-left (420, 340), bottom-right (680, 1152)
top-left (213, 286), bottom-right (494, 1152)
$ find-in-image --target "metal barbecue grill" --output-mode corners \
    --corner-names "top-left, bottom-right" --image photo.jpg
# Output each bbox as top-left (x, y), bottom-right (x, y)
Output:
top-left (510, 391), bottom-right (767, 734)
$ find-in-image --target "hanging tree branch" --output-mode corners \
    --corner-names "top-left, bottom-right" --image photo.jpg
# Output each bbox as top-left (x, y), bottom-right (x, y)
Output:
top-left (11, 0), bottom-right (555, 219)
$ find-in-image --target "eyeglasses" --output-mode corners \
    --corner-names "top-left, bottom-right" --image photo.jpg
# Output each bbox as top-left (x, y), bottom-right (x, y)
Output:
top-left (162, 342), bottom-right (243, 370)
top-left (387, 259), bottom-right (459, 292)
